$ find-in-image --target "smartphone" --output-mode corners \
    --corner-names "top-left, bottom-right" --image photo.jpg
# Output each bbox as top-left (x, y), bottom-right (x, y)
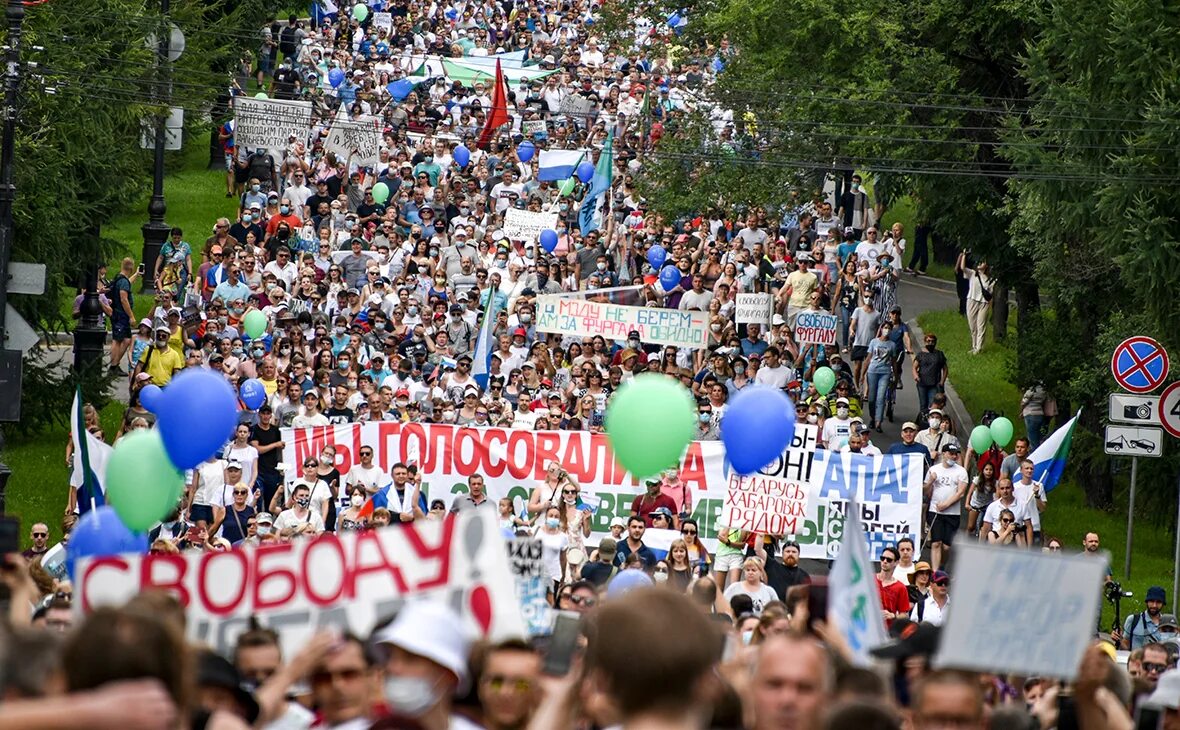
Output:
top-left (543, 611), bottom-right (582, 677)
top-left (1135, 705), bottom-right (1162, 730)
top-left (1057, 693), bottom-right (1078, 730)
top-left (805, 577), bottom-right (829, 634)
top-left (0, 516), bottom-right (19, 556)
top-left (137, 263), bottom-right (146, 276)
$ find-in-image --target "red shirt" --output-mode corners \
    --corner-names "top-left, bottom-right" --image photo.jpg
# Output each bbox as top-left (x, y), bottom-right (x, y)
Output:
top-left (630, 492), bottom-right (678, 527)
top-left (876, 576), bottom-right (912, 628)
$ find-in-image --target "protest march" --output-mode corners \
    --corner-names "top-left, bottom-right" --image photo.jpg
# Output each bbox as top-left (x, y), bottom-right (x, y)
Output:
top-left (4, 0), bottom-right (1180, 728)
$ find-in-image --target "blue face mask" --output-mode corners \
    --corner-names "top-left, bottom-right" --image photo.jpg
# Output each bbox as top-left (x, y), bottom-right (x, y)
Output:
top-left (280, 205), bottom-right (290, 215)
top-left (546, 517), bottom-right (560, 529)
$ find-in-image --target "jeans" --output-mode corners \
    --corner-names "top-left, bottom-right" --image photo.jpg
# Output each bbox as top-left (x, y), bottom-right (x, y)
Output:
top-left (839, 304), bottom-right (854, 348)
top-left (867, 369), bottom-right (891, 425)
top-left (257, 470), bottom-right (283, 513)
top-left (918, 384), bottom-right (941, 415)
top-left (1025, 415), bottom-right (1047, 450)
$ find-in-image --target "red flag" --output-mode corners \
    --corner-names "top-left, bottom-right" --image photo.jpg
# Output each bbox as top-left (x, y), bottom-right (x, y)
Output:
top-left (476, 59), bottom-right (510, 149)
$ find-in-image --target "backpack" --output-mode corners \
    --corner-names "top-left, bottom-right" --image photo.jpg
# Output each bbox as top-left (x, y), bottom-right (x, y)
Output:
top-left (279, 26), bottom-right (297, 55)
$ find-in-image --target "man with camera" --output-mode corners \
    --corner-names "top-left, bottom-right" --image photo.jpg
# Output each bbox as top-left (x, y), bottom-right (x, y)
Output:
top-left (1121, 585), bottom-right (1170, 650)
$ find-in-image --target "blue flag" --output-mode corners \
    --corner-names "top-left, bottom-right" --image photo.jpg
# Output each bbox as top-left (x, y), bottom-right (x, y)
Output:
top-left (578, 131), bottom-right (614, 234)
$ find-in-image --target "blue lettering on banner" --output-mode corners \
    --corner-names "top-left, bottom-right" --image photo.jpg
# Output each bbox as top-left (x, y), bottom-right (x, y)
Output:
top-left (815, 452), bottom-right (908, 504)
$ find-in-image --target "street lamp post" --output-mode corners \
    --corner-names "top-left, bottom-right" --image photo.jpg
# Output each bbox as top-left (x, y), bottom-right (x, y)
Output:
top-left (139, 0), bottom-right (175, 294)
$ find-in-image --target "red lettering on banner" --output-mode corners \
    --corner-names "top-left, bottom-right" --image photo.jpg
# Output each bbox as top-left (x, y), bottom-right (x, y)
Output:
top-left (563, 432), bottom-right (590, 483)
top-left (425, 425), bottom-right (455, 473)
top-left (482, 428), bottom-right (508, 477)
top-left (374, 421), bottom-right (402, 472)
top-left (454, 428), bottom-right (481, 475)
top-left (253, 542), bottom-right (298, 611)
top-left (141, 554), bottom-right (191, 607)
top-left (534, 431), bottom-right (560, 478)
top-left (302, 534), bottom-right (348, 606)
top-left (198, 550), bottom-right (248, 616)
top-left (507, 430), bottom-right (533, 480)
top-left (293, 429), bottom-right (315, 472)
top-left (399, 423), bottom-right (427, 468)
top-left (350, 529), bottom-right (410, 594)
top-left (587, 436), bottom-right (613, 485)
top-left (402, 513), bottom-right (455, 590)
top-left (681, 442), bottom-right (707, 492)
top-left (80, 557), bottom-right (131, 612)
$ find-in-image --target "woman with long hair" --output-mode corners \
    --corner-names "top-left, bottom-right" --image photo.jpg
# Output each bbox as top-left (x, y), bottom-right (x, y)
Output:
top-left (722, 557), bottom-right (779, 615)
top-left (966, 461), bottom-right (998, 536)
top-left (666, 539), bottom-right (695, 592)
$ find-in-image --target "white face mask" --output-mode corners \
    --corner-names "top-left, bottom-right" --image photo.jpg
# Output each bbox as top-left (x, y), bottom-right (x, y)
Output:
top-left (383, 676), bottom-right (441, 717)
top-left (929, 417), bottom-right (941, 429)
top-left (653, 571), bottom-right (668, 583)
top-left (807, 413), bottom-right (818, 424)
top-left (836, 407), bottom-right (849, 417)
top-left (350, 494), bottom-right (365, 508)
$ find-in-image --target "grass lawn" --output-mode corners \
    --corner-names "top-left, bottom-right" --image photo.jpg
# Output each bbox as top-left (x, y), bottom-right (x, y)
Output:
top-left (918, 307), bottom-right (1175, 631)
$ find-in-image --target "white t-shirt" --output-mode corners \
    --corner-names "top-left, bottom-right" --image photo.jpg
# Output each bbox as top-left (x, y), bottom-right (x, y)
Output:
top-left (283, 478), bottom-right (333, 519)
top-left (754, 364), bottom-right (791, 389)
top-left (292, 412), bottom-right (330, 428)
top-left (534, 527), bottom-right (568, 582)
top-left (1011, 480), bottom-right (1047, 530)
top-left (347, 464), bottom-right (385, 493)
top-left (274, 507), bottom-right (326, 534)
top-left (982, 497), bottom-right (1031, 530)
top-left (224, 444), bottom-right (260, 484)
top-left (194, 461), bottom-right (225, 507)
top-left (723, 581), bottom-right (780, 616)
top-left (822, 416), bottom-right (853, 449)
top-left (926, 462), bottom-right (968, 515)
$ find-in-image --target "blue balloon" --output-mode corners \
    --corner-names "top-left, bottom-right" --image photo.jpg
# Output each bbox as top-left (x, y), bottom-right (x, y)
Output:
top-left (328, 67), bottom-right (345, 88)
top-left (239, 378), bottom-right (267, 410)
top-left (722, 386), bottom-right (798, 475)
top-left (453, 144), bottom-right (470, 168)
top-left (139, 384), bottom-right (164, 413)
top-left (67, 506), bottom-right (148, 580)
top-left (576, 160), bottom-right (595, 184)
top-left (607, 569), bottom-right (653, 598)
top-left (647, 244), bottom-right (667, 270)
top-left (539, 228), bottom-right (558, 253)
top-left (517, 140), bottom-right (535, 163)
top-left (388, 78), bottom-right (415, 101)
top-left (658, 265), bottom-right (681, 291)
top-left (157, 368), bottom-right (239, 470)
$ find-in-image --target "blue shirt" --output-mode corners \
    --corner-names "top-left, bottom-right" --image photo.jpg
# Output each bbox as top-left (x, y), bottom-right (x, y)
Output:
top-left (741, 338), bottom-right (769, 358)
top-left (212, 280), bottom-right (251, 303)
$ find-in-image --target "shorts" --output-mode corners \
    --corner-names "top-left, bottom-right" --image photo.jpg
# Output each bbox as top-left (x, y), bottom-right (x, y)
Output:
top-left (233, 164), bottom-right (250, 184)
top-left (224, 153), bottom-right (234, 171)
top-left (851, 345), bottom-right (869, 362)
top-left (111, 318), bottom-right (132, 343)
top-left (714, 551), bottom-right (745, 573)
top-left (928, 513), bottom-right (960, 545)
top-left (189, 504), bottom-right (214, 525)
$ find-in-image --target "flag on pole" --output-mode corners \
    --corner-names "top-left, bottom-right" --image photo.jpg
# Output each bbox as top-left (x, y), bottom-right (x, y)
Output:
top-left (471, 297), bottom-right (497, 391)
top-left (537, 149), bottom-right (586, 182)
top-left (70, 388), bottom-right (113, 516)
top-left (578, 130), bottom-right (614, 234)
top-left (476, 59), bottom-right (510, 149)
top-left (1028, 410), bottom-right (1081, 493)
top-left (828, 501), bottom-right (888, 667)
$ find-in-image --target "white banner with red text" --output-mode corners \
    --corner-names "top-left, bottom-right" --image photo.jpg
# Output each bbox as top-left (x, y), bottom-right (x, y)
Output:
top-left (280, 423), bottom-right (923, 560)
top-left (76, 510), bottom-right (523, 657)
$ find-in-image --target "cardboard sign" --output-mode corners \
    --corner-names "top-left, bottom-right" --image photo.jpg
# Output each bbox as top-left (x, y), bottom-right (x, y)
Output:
top-left (535, 295), bottom-right (708, 349)
top-left (372, 11), bottom-right (393, 32)
top-left (795, 310), bottom-right (839, 346)
top-left (507, 539), bottom-right (551, 636)
top-left (559, 94), bottom-right (594, 120)
top-left (719, 427), bottom-right (814, 534)
top-left (934, 543), bottom-right (1105, 680)
top-left (503, 209), bottom-right (559, 243)
top-left (521, 119), bottom-right (547, 136)
top-left (76, 510), bottom-right (524, 657)
top-left (234, 97), bottom-right (314, 157)
top-left (735, 293), bottom-right (773, 326)
top-left (324, 114), bottom-right (382, 170)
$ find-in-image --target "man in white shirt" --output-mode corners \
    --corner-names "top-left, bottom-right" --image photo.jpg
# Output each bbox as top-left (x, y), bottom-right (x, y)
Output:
top-left (922, 443), bottom-right (968, 572)
top-left (274, 482), bottom-right (326, 538)
top-left (979, 479), bottom-right (1032, 543)
top-left (821, 397), bottom-right (854, 450)
top-left (910, 570), bottom-right (950, 626)
top-left (262, 248), bottom-right (299, 289)
top-left (292, 390), bottom-right (330, 428)
top-left (347, 445), bottom-right (385, 496)
top-left (753, 346), bottom-right (791, 389)
top-left (1012, 458), bottom-right (1048, 545)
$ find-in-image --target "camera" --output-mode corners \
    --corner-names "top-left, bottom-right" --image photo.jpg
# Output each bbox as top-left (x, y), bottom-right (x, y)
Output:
top-left (1105, 581), bottom-right (1133, 603)
top-left (1124, 403), bottom-right (1152, 420)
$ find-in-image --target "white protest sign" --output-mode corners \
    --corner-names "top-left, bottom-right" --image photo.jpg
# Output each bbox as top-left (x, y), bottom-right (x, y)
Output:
top-left (372, 11), bottom-right (393, 32)
top-left (234, 97), bottom-right (313, 157)
top-left (559, 94), bottom-right (594, 120)
top-left (507, 539), bottom-right (551, 636)
top-left (325, 113), bottom-right (382, 170)
top-left (535, 295), bottom-right (709, 349)
top-left (503, 208), bottom-right (559, 242)
top-left (719, 425), bottom-right (816, 534)
top-left (521, 119), bottom-right (547, 136)
top-left (735, 293), bottom-right (772, 326)
top-left (76, 510), bottom-right (524, 658)
top-left (934, 542), bottom-right (1105, 680)
top-left (828, 500), bottom-right (887, 667)
top-left (795, 310), bottom-right (839, 346)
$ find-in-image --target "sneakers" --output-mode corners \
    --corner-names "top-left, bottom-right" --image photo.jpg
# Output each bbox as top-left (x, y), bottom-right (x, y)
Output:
top-left (108, 365), bottom-right (127, 375)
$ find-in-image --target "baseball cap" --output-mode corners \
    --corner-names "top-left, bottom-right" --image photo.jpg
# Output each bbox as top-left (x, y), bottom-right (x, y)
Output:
top-left (942, 443), bottom-right (961, 453)
top-left (902, 421), bottom-right (919, 430)
top-left (835, 397), bottom-right (849, 405)
top-left (154, 325), bottom-right (170, 335)
top-left (135, 372), bottom-right (152, 382)
top-left (928, 408), bottom-right (944, 416)
top-left (1160, 614), bottom-right (1178, 630)
top-left (255, 512), bottom-right (274, 525)
top-left (225, 460), bottom-right (242, 471)
top-left (651, 506), bottom-right (674, 520)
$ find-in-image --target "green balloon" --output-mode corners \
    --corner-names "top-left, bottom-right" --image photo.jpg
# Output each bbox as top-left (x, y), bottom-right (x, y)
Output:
top-left (372, 181), bottom-right (390, 204)
top-left (606, 374), bottom-right (697, 478)
top-left (813, 366), bottom-right (836, 396)
top-left (254, 92), bottom-right (268, 99)
top-left (352, 4), bottom-right (368, 21)
top-left (106, 430), bottom-right (185, 532)
top-left (243, 309), bottom-right (267, 339)
top-left (989, 416), bottom-right (1014, 447)
top-left (970, 424), bottom-right (994, 454)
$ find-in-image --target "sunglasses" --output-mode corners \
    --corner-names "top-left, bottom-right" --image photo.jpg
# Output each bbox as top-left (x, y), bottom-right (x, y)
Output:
top-left (681, 528), bottom-right (697, 535)
top-left (933, 580), bottom-right (949, 587)
top-left (569, 595), bottom-right (596, 607)
top-left (562, 489), bottom-right (578, 495)
top-left (482, 675), bottom-right (533, 693)
top-left (32, 531), bottom-right (47, 538)
top-left (233, 489), bottom-right (248, 495)
top-left (1143, 662), bottom-right (1168, 674)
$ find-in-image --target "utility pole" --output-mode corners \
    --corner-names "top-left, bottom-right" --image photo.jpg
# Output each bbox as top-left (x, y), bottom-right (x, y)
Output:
top-left (0, 0), bottom-right (24, 513)
top-left (139, 0), bottom-right (172, 294)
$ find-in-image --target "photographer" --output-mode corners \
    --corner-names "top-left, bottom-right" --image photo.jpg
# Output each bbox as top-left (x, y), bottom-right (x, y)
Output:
top-left (1120, 585), bottom-right (1170, 650)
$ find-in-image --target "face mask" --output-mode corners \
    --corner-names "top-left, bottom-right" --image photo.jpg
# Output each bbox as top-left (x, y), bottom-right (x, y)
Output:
top-left (295, 496), bottom-right (311, 508)
top-left (334, 326), bottom-right (345, 335)
top-left (926, 343), bottom-right (936, 351)
top-left (943, 456), bottom-right (954, 466)
top-left (699, 412), bottom-right (711, 423)
top-left (408, 307), bottom-right (419, 316)
top-left (520, 313), bottom-right (532, 323)
top-left (442, 410), bottom-right (456, 422)
top-left (375, 322), bottom-right (386, 331)
top-left (929, 418), bottom-right (941, 429)
top-left (836, 407), bottom-right (849, 417)
top-left (881, 329), bottom-right (891, 337)
top-left (460, 206), bottom-right (470, 214)
top-left (320, 453), bottom-right (332, 465)
top-left (351, 494), bottom-right (365, 508)
top-left (252, 348), bottom-right (265, 359)
top-left (339, 360), bottom-right (350, 370)
top-left (851, 183), bottom-right (860, 191)
top-left (741, 630), bottom-right (754, 645)
top-left (383, 676), bottom-right (441, 718)
top-left (734, 364), bottom-right (745, 374)
top-left (710, 323), bottom-right (721, 332)
top-left (546, 517), bottom-right (560, 529)
top-left (424, 155), bottom-right (433, 163)
top-left (280, 347), bottom-right (291, 356)
top-left (347, 379), bottom-right (358, 388)
top-left (495, 260), bottom-right (507, 269)
top-left (280, 205), bottom-right (290, 215)
top-left (232, 347), bottom-right (244, 356)
top-left (252, 184), bottom-right (261, 192)
top-left (596, 262), bottom-right (606, 271)
top-left (257, 524), bottom-right (272, 536)
top-left (429, 248), bottom-right (439, 257)
top-left (563, 496), bottom-right (577, 506)
top-left (807, 413), bottom-right (819, 424)
top-left (653, 571), bottom-right (668, 583)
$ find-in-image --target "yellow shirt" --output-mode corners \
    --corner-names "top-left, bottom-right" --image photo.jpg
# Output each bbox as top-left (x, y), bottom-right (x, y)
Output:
top-left (260, 376), bottom-right (278, 396)
top-left (143, 345), bottom-right (185, 386)
top-left (786, 270), bottom-right (819, 308)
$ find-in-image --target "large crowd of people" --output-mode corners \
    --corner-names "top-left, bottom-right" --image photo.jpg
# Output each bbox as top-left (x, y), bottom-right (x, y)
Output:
top-left (10, 0), bottom-right (1179, 728)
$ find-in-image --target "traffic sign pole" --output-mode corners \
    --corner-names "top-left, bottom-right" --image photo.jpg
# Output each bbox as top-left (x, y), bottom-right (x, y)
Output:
top-left (1174, 472), bottom-right (1180, 617)
top-left (1125, 457), bottom-right (1138, 578)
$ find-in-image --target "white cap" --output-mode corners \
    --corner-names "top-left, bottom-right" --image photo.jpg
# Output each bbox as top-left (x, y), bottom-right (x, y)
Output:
top-left (373, 600), bottom-right (472, 692)
top-left (771, 314), bottom-right (786, 326)
top-left (609, 516), bottom-right (626, 528)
